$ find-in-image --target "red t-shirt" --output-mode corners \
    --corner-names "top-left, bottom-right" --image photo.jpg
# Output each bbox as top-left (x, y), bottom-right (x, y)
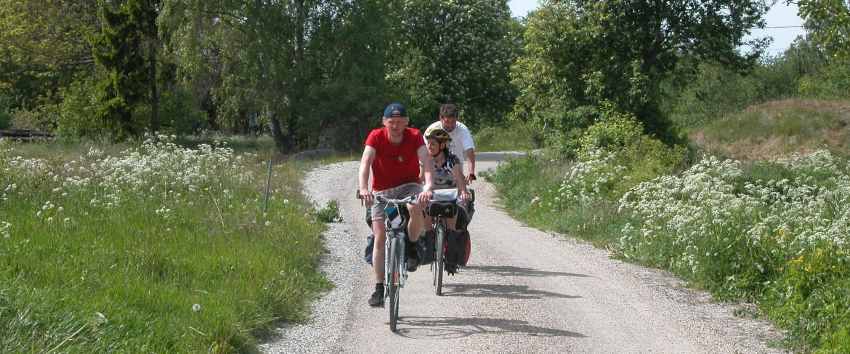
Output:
top-left (365, 127), bottom-right (424, 191)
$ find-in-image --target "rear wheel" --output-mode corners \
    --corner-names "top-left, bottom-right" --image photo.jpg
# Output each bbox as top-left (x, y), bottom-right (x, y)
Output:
top-left (434, 223), bottom-right (445, 296)
top-left (388, 237), bottom-right (400, 332)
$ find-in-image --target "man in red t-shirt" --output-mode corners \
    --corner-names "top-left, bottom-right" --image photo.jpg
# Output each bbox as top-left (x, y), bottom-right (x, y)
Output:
top-left (358, 102), bottom-right (434, 307)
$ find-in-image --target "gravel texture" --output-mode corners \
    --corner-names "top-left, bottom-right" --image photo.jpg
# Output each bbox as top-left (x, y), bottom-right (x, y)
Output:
top-left (260, 158), bottom-right (786, 353)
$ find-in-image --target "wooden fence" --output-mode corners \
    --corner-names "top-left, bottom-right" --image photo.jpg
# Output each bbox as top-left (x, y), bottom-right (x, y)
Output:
top-left (0, 129), bottom-right (54, 141)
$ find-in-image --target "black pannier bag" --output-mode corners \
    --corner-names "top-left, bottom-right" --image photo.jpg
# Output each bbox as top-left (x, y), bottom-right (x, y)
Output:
top-left (426, 201), bottom-right (457, 218)
top-left (364, 234), bottom-right (374, 265)
top-left (444, 229), bottom-right (469, 274)
top-left (416, 231), bottom-right (436, 265)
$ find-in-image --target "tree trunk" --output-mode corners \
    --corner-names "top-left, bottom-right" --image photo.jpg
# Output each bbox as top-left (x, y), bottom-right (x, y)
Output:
top-left (269, 115), bottom-right (296, 154)
top-left (149, 39), bottom-right (159, 133)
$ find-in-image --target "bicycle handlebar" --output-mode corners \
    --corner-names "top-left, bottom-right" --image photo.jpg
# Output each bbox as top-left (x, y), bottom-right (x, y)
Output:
top-left (355, 190), bottom-right (418, 203)
top-left (374, 194), bottom-right (417, 205)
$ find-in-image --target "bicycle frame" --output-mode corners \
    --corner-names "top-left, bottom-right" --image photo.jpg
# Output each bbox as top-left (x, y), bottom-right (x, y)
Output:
top-left (373, 194), bottom-right (415, 332)
top-left (427, 189), bottom-right (459, 296)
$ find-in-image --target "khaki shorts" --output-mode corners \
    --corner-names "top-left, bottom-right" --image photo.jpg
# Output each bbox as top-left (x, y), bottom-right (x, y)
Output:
top-left (371, 182), bottom-right (422, 221)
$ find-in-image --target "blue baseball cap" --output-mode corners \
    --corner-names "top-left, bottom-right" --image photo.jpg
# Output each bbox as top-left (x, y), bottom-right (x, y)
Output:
top-left (383, 102), bottom-right (407, 118)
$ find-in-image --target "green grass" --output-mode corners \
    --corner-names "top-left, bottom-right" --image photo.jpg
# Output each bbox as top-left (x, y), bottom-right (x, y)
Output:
top-left (489, 147), bottom-right (850, 353)
top-left (694, 99), bottom-right (850, 160)
top-left (703, 109), bottom-right (839, 142)
top-left (474, 121), bottom-right (541, 152)
top-left (485, 156), bottom-right (632, 248)
top-left (0, 139), bottom-right (329, 353)
top-left (177, 134), bottom-right (279, 154)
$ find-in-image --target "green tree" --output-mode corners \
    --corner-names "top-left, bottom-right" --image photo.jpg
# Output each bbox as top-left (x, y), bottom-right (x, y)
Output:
top-left (90, 0), bottom-right (161, 139)
top-left (390, 0), bottom-right (519, 127)
top-left (0, 1), bottom-right (97, 116)
top-left (795, 0), bottom-right (850, 59)
top-left (162, 0), bottom-right (393, 152)
top-left (512, 0), bottom-right (771, 143)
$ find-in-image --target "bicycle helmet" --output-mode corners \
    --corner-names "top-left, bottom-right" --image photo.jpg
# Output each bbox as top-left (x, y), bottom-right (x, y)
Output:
top-left (424, 127), bottom-right (452, 143)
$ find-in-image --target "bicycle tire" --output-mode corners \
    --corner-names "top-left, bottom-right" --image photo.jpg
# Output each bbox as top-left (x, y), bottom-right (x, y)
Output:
top-left (435, 223), bottom-right (445, 296)
top-left (388, 236), bottom-right (400, 332)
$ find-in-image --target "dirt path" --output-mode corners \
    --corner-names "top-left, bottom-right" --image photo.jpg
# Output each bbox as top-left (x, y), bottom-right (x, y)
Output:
top-left (261, 155), bottom-right (784, 353)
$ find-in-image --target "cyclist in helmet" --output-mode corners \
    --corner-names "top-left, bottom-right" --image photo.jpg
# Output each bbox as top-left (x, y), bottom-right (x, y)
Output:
top-left (423, 127), bottom-right (471, 204)
top-left (421, 127), bottom-right (472, 274)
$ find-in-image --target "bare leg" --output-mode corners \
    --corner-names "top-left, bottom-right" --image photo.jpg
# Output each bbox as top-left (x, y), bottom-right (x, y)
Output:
top-left (371, 220), bottom-right (386, 283)
top-left (424, 215), bottom-right (434, 231)
top-left (406, 203), bottom-right (424, 242)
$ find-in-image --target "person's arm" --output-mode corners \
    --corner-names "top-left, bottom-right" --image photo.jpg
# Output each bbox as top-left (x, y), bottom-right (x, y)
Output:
top-left (464, 148), bottom-right (476, 183)
top-left (358, 146), bottom-right (376, 205)
top-left (452, 161), bottom-right (471, 201)
top-left (416, 145), bottom-right (434, 205)
top-left (461, 125), bottom-right (476, 182)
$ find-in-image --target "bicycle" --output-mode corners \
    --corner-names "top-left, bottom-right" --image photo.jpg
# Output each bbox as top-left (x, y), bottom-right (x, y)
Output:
top-left (372, 194), bottom-right (416, 332)
top-left (426, 189), bottom-right (460, 296)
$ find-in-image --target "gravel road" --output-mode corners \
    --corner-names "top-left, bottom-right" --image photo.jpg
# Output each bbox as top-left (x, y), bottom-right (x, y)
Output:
top-left (260, 155), bottom-right (785, 353)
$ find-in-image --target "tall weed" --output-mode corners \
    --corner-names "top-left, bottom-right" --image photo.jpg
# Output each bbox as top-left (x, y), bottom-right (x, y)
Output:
top-left (620, 150), bottom-right (850, 351)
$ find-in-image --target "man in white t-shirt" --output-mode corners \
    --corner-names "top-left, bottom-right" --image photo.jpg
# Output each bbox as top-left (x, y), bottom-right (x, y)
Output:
top-left (425, 103), bottom-right (476, 184)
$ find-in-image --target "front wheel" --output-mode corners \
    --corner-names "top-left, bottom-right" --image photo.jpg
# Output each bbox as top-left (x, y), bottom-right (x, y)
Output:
top-left (388, 237), bottom-right (401, 332)
top-left (434, 223), bottom-right (445, 296)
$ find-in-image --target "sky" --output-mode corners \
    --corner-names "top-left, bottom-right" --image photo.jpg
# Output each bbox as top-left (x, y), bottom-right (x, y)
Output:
top-left (507, 0), bottom-right (806, 56)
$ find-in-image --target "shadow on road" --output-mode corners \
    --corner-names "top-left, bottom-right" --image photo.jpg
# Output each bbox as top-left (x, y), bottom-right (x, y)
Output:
top-left (466, 265), bottom-right (590, 278)
top-left (395, 316), bottom-right (586, 339)
top-left (441, 283), bottom-right (581, 300)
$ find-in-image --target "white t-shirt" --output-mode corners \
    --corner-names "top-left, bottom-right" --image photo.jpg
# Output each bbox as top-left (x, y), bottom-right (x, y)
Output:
top-left (425, 121), bottom-right (475, 165)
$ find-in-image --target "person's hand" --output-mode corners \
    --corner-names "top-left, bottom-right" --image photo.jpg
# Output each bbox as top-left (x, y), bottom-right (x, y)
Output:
top-left (460, 190), bottom-right (471, 202)
top-left (465, 173), bottom-right (477, 184)
top-left (417, 189), bottom-right (433, 207)
top-left (358, 188), bottom-right (373, 206)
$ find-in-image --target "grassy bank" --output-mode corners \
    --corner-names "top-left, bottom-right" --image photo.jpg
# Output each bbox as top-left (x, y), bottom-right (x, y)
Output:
top-left (0, 137), bottom-right (328, 352)
top-left (490, 146), bottom-right (850, 352)
top-left (491, 151), bottom-right (850, 352)
top-left (691, 99), bottom-right (850, 160)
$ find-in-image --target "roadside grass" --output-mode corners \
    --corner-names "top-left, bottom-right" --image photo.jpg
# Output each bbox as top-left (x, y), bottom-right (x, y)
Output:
top-left (693, 99), bottom-right (850, 160)
top-left (0, 137), bottom-right (329, 352)
top-left (474, 121), bottom-right (541, 152)
top-left (177, 134), bottom-right (278, 154)
top-left (489, 146), bottom-right (850, 352)
top-left (485, 155), bottom-right (635, 249)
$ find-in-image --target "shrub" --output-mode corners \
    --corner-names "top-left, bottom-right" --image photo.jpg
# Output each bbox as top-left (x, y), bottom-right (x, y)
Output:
top-left (314, 200), bottom-right (342, 223)
top-left (662, 61), bottom-right (763, 128)
top-left (798, 58), bottom-right (850, 99)
top-left (57, 78), bottom-right (105, 138)
top-left (0, 94), bottom-right (14, 129)
top-left (577, 111), bottom-right (643, 157)
top-left (541, 105), bottom-right (614, 159)
top-left (10, 104), bottom-right (59, 131)
top-left (765, 242), bottom-right (850, 352)
top-left (157, 87), bottom-right (207, 135)
top-left (474, 120), bottom-right (541, 152)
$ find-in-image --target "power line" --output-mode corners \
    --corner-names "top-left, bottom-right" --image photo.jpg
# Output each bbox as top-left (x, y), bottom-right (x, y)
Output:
top-left (763, 25), bottom-right (805, 29)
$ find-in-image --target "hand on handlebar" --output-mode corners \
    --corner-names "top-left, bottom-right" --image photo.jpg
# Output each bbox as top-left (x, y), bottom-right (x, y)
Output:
top-left (459, 190), bottom-right (471, 202)
top-left (357, 188), bottom-right (373, 206)
top-left (417, 189), bottom-right (433, 206)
